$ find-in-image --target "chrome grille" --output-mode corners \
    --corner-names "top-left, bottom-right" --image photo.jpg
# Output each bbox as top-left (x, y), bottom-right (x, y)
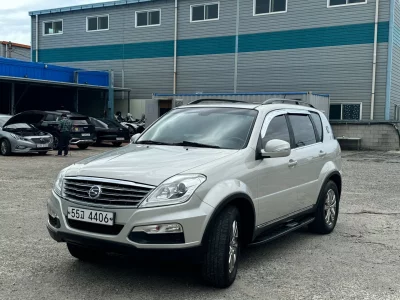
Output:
top-left (31, 137), bottom-right (51, 143)
top-left (63, 177), bottom-right (154, 207)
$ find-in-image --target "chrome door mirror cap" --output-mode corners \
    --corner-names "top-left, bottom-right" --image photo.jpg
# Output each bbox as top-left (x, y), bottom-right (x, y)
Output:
top-left (130, 133), bottom-right (141, 144)
top-left (261, 139), bottom-right (291, 158)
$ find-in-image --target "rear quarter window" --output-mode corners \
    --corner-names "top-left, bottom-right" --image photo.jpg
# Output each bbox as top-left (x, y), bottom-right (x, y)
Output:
top-left (310, 112), bottom-right (323, 142)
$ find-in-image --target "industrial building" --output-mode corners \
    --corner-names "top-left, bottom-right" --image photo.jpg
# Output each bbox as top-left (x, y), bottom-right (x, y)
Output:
top-left (0, 41), bottom-right (31, 61)
top-left (28, 0), bottom-right (400, 123)
top-left (0, 57), bottom-right (128, 117)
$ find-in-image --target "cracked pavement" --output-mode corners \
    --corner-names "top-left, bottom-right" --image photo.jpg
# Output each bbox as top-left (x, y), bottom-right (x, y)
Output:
top-left (0, 148), bottom-right (400, 299)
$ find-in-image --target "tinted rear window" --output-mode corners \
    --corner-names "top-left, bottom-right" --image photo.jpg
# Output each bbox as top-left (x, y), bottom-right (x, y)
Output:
top-left (288, 115), bottom-right (317, 148)
top-left (72, 119), bottom-right (89, 125)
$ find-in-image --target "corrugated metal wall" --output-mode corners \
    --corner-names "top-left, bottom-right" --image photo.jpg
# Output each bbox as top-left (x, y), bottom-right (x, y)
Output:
top-left (0, 45), bottom-right (31, 62)
top-left (31, 0), bottom-right (390, 120)
top-left (390, 0), bottom-right (400, 119)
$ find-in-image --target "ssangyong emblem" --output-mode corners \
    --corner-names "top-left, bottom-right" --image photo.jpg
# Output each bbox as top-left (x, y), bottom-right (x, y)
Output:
top-left (88, 185), bottom-right (102, 199)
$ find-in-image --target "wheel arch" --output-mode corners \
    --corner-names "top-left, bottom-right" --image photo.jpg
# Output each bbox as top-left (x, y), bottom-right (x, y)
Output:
top-left (318, 171), bottom-right (342, 205)
top-left (201, 193), bottom-right (256, 246)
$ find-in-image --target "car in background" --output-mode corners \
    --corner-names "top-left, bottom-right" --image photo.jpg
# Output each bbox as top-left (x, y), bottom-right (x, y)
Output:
top-left (89, 117), bottom-right (130, 147)
top-left (0, 114), bottom-right (53, 156)
top-left (8, 110), bottom-right (96, 150)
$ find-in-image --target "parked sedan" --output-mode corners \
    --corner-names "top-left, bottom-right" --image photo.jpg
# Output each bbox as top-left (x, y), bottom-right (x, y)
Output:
top-left (89, 117), bottom-right (130, 147)
top-left (0, 114), bottom-right (53, 156)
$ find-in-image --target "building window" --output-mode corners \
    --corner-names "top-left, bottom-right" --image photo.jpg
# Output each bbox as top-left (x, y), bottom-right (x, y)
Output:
top-left (135, 9), bottom-right (161, 27)
top-left (191, 3), bottom-right (219, 22)
top-left (395, 105), bottom-right (400, 121)
top-left (43, 20), bottom-right (63, 35)
top-left (328, 0), bottom-right (367, 7)
top-left (329, 103), bottom-right (362, 120)
top-left (254, 0), bottom-right (287, 15)
top-left (87, 15), bottom-right (109, 31)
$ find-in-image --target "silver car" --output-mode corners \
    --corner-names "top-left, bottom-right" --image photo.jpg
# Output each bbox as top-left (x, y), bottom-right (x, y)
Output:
top-left (0, 114), bottom-right (54, 156)
top-left (47, 99), bottom-right (342, 288)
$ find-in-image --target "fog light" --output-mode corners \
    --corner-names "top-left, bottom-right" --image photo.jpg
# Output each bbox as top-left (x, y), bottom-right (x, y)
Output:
top-left (132, 223), bottom-right (183, 234)
top-left (16, 145), bottom-right (27, 149)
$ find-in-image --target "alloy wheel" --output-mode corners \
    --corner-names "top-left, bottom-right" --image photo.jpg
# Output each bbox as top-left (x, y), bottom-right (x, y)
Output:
top-left (324, 189), bottom-right (337, 226)
top-left (228, 220), bottom-right (239, 274)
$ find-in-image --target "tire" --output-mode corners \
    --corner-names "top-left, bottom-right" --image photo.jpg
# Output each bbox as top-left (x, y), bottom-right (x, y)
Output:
top-left (52, 135), bottom-right (59, 150)
top-left (202, 206), bottom-right (241, 288)
top-left (0, 139), bottom-right (11, 156)
top-left (309, 180), bottom-right (340, 234)
top-left (38, 152), bottom-right (48, 155)
top-left (112, 142), bottom-right (122, 147)
top-left (77, 144), bottom-right (89, 150)
top-left (67, 243), bottom-right (106, 261)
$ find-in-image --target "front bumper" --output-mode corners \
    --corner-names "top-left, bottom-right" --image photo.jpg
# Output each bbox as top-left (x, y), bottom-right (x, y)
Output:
top-left (11, 139), bottom-right (53, 153)
top-left (69, 138), bottom-right (96, 145)
top-left (47, 191), bottom-right (214, 250)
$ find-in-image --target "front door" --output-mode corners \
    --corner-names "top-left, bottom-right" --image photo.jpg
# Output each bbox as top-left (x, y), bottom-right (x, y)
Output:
top-left (255, 111), bottom-right (299, 226)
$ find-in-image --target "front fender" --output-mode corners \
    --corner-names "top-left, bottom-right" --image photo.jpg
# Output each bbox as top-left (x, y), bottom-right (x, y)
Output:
top-left (197, 179), bottom-right (257, 245)
top-left (200, 179), bottom-right (255, 209)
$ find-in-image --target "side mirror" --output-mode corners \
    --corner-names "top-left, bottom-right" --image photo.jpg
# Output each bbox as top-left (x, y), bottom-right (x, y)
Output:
top-left (261, 139), bottom-right (291, 158)
top-left (130, 133), bottom-right (141, 144)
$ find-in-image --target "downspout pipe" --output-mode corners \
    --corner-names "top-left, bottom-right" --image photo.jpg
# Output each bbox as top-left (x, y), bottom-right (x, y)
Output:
top-left (233, 0), bottom-right (240, 93)
top-left (5, 43), bottom-right (8, 58)
top-left (173, 0), bottom-right (178, 95)
top-left (35, 15), bottom-right (39, 62)
top-left (370, 0), bottom-right (380, 120)
top-left (385, 0), bottom-right (395, 120)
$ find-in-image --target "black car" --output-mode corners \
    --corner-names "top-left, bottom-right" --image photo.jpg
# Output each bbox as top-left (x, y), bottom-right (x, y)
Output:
top-left (9, 110), bottom-right (96, 150)
top-left (89, 117), bottom-right (130, 147)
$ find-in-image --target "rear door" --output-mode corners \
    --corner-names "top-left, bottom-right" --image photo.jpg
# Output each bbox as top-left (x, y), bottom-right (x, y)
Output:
top-left (287, 113), bottom-right (324, 210)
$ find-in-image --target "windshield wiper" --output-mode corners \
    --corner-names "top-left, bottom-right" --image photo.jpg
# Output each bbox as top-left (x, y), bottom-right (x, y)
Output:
top-left (137, 140), bottom-right (172, 146)
top-left (173, 141), bottom-right (221, 149)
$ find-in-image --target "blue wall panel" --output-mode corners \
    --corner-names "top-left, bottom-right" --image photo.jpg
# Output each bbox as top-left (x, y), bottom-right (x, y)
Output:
top-left (0, 57), bottom-right (108, 87)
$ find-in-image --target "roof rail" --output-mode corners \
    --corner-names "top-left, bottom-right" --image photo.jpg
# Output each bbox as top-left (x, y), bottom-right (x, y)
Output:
top-left (188, 98), bottom-right (248, 105)
top-left (262, 98), bottom-right (315, 108)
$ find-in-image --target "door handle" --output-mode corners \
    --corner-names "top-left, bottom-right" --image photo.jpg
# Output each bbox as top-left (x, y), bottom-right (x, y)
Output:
top-left (318, 151), bottom-right (327, 157)
top-left (288, 159), bottom-right (298, 168)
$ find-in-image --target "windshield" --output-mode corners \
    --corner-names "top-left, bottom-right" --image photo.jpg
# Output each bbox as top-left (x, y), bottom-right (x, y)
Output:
top-left (0, 117), bottom-right (11, 127)
top-left (137, 107), bottom-right (258, 150)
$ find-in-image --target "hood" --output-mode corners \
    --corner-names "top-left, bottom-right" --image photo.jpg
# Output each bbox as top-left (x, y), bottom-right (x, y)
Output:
top-left (3, 111), bottom-right (45, 127)
top-left (66, 144), bottom-right (236, 186)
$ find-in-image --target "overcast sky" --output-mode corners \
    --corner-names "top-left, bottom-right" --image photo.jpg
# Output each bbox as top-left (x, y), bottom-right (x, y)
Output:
top-left (0, 0), bottom-right (114, 45)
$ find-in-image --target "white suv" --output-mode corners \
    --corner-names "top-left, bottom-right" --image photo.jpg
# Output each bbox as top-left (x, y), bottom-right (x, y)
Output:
top-left (47, 99), bottom-right (342, 288)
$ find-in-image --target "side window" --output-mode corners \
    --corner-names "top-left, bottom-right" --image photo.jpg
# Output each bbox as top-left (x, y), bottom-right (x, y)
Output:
top-left (288, 115), bottom-right (317, 148)
top-left (310, 112), bottom-right (323, 142)
top-left (44, 114), bottom-right (57, 121)
top-left (262, 115), bottom-right (291, 145)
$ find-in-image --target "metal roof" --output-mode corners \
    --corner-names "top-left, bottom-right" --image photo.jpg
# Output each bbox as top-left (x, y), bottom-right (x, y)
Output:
top-left (29, 0), bottom-right (157, 16)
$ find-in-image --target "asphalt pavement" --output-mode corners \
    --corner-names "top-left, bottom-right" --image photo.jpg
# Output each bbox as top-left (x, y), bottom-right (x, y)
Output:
top-left (0, 147), bottom-right (399, 300)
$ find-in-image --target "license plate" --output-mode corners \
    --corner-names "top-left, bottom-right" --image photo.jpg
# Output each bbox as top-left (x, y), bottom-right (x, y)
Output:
top-left (82, 133), bottom-right (90, 137)
top-left (67, 207), bottom-right (114, 226)
top-left (37, 144), bottom-right (48, 148)
top-left (116, 137), bottom-right (124, 141)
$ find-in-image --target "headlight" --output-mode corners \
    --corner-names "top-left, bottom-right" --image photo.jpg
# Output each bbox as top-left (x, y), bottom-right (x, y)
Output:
top-left (139, 174), bottom-right (206, 208)
top-left (53, 168), bottom-right (68, 197)
top-left (10, 133), bottom-right (29, 141)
